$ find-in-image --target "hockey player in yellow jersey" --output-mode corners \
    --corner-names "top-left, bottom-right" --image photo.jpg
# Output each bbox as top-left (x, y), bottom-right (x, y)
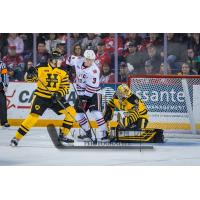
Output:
top-left (10, 51), bottom-right (76, 146)
top-left (103, 84), bottom-right (148, 139)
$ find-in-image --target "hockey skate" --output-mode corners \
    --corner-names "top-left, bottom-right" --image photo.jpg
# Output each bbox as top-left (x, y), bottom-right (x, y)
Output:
top-left (2, 123), bottom-right (10, 128)
top-left (77, 130), bottom-right (92, 141)
top-left (101, 131), bottom-right (110, 141)
top-left (10, 137), bottom-right (19, 147)
top-left (58, 133), bottom-right (74, 143)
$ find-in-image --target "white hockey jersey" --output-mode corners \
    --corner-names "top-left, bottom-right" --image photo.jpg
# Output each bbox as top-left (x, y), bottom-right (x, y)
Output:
top-left (66, 55), bottom-right (101, 97)
top-left (66, 55), bottom-right (84, 68)
top-left (76, 62), bottom-right (101, 97)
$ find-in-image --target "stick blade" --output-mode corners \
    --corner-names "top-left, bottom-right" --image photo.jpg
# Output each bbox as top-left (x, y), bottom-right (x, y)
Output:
top-left (47, 124), bottom-right (63, 148)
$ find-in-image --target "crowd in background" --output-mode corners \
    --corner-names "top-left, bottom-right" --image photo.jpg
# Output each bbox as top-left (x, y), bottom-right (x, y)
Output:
top-left (0, 33), bottom-right (200, 83)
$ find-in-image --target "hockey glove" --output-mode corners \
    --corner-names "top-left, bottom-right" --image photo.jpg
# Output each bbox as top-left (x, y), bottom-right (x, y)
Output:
top-left (117, 113), bottom-right (131, 128)
top-left (78, 96), bottom-right (88, 111)
top-left (65, 65), bottom-right (76, 82)
top-left (26, 67), bottom-right (37, 80)
top-left (78, 99), bottom-right (87, 111)
top-left (52, 92), bottom-right (62, 103)
top-left (104, 106), bottom-right (114, 122)
top-left (27, 66), bottom-right (37, 75)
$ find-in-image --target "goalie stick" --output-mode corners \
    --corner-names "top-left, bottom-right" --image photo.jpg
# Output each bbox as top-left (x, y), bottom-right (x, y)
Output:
top-left (47, 123), bottom-right (154, 150)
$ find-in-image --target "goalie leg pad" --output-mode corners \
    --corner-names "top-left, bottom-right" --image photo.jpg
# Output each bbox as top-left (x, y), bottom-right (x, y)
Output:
top-left (111, 127), bottom-right (164, 143)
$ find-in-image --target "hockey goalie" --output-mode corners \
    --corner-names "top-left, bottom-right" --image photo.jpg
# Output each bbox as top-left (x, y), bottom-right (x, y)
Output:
top-left (104, 84), bottom-right (164, 143)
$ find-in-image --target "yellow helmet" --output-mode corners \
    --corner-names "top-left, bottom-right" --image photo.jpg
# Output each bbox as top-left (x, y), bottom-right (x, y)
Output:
top-left (116, 84), bottom-right (132, 101)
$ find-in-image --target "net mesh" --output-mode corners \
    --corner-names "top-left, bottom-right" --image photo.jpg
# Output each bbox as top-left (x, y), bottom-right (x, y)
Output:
top-left (128, 75), bottom-right (200, 134)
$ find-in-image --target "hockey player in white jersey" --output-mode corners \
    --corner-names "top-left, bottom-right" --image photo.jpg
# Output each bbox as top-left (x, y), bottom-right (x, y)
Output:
top-left (74, 49), bottom-right (109, 141)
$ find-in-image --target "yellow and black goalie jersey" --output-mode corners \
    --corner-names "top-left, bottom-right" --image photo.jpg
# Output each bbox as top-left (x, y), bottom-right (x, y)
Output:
top-left (104, 93), bottom-right (148, 124)
top-left (25, 63), bottom-right (70, 99)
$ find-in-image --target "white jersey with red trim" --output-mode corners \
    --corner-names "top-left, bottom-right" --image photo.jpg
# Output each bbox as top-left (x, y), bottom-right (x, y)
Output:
top-left (66, 55), bottom-right (84, 68)
top-left (66, 54), bottom-right (84, 88)
top-left (76, 62), bottom-right (101, 97)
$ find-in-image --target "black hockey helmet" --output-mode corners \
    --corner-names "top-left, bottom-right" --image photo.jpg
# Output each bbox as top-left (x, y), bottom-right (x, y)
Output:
top-left (50, 50), bottom-right (62, 60)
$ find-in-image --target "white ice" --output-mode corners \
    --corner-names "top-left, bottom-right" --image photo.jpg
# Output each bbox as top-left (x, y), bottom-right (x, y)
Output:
top-left (0, 127), bottom-right (200, 166)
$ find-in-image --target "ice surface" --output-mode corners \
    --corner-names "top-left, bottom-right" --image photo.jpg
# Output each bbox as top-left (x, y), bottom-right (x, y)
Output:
top-left (1, 127), bottom-right (200, 166)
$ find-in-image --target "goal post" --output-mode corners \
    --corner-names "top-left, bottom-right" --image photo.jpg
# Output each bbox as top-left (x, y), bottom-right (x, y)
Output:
top-left (128, 74), bottom-right (200, 134)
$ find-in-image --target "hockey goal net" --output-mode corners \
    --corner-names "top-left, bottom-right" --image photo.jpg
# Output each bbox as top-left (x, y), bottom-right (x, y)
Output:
top-left (128, 75), bottom-right (200, 135)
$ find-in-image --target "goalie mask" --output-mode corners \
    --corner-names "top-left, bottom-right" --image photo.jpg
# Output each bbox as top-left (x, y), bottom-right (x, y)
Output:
top-left (116, 84), bottom-right (132, 102)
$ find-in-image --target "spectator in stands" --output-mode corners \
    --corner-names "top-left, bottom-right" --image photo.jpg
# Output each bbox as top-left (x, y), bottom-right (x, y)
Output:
top-left (45, 33), bottom-right (58, 54)
top-left (3, 45), bottom-right (24, 81)
top-left (102, 33), bottom-right (124, 54)
top-left (95, 41), bottom-right (111, 73)
top-left (71, 44), bottom-right (82, 57)
top-left (177, 63), bottom-right (197, 75)
top-left (100, 61), bottom-right (115, 83)
top-left (188, 33), bottom-right (200, 56)
top-left (118, 61), bottom-right (129, 82)
top-left (25, 60), bottom-right (33, 73)
top-left (161, 33), bottom-right (187, 73)
top-left (125, 41), bottom-right (146, 74)
top-left (56, 33), bottom-right (67, 42)
top-left (81, 33), bottom-right (101, 51)
top-left (139, 33), bottom-right (163, 52)
top-left (19, 34), bottom-right (33, 54)
top-left (186, 48), bottom-right (200, 74)
top-left (7, 33), bottom-right (24, 54)
top-left (143, 60), bottom-right (154, 74)
top-left (70, 33), bottom-right (83, 52)
top-left (37, 41), bottom-right (49, 64)
top-left (124, 33), bottom-right (142, 49)
top-left (145, 44), bottom-right (162, 73)
top-left (66, 44), bottom-right (84, 67)
top-left (159, 62), bottom-right (172, 74)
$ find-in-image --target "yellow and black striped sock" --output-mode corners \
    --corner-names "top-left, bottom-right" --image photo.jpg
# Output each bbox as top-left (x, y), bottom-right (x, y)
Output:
top-left (61, 119), bottom-right (73, 136)
top-left (15, 113), bottom-right (40, 140)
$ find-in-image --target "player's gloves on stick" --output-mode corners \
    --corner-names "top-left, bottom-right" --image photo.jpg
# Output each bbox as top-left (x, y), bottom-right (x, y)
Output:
top-left (52, 92), bottom-right (62, 103)
top-left (26, 67), bottom-right (37, 80)
top-left (65, 65), bottom-right (76, 82)
top-left (104, 106), bottom-right (114, 122)
top-left (78, 96), bottom-right (89, 111)
top-left (27, 66), bottom-right (37, 75)
top-left (78, 99), bottom-right (87, 111)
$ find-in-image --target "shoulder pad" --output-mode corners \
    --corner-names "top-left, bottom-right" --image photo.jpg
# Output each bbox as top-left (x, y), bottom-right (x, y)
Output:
top-left (113, 93), bottom-right (118, 99)
top-left (127, 94), bottom-right (139, 104)
top-left (36, 62), bottom-right (48, 68)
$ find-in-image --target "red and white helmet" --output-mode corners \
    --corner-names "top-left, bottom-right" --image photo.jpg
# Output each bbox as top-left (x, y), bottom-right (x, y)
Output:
top-left (84, 50), bottom-right (96, 60)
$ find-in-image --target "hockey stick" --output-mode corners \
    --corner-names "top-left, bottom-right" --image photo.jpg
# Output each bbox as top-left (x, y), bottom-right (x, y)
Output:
top-left (30, 71), bottom-right (97, 143)
top-left (71, 83), bottom-right (97, 142)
